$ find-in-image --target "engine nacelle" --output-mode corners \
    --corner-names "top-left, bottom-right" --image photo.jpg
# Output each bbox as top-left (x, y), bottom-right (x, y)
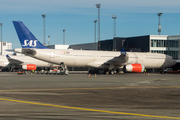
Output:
top-left (22, 64), bottom-right (37, 71)
top-left (124, 63), bottom-right (145, 73)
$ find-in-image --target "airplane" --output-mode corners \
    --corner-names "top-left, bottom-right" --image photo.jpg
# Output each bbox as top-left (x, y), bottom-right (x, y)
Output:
top-left (0, 55), bottom-right (60, 71)
top-left (13, 21), bottom-right (177, 74)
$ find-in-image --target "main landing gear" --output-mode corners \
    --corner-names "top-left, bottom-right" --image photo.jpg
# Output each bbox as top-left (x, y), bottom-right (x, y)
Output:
top-left (60, 62), bottom-right (69, 75)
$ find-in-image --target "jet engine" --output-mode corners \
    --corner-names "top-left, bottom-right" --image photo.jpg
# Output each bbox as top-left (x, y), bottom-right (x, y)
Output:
top-left (22, 64), bottom-right (37, 71)
top-left (124, 63), bottom-right (145, 73)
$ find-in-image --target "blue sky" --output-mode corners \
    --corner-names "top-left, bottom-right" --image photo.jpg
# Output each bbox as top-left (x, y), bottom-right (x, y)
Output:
top-left (0, 0), bottom-right (180, 49)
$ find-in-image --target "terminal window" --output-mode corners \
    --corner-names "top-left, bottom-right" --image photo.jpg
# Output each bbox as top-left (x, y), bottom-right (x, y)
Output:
top-left (151, 39), bottom-right (178, 48)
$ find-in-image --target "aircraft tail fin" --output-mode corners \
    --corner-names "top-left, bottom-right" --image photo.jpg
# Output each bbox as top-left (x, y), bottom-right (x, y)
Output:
top-left (13, 21), bottom-right (49, 49)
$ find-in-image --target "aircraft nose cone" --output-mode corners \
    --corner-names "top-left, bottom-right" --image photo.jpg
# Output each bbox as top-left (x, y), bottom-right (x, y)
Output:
top-left (165, 55), bottom-right (177, 67)
top-left (171, 59), bottom-right (177, 66)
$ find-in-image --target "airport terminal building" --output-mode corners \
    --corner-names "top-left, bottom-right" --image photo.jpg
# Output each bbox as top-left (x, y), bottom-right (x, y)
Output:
top-left (0, 41), bottom-right (13, 55)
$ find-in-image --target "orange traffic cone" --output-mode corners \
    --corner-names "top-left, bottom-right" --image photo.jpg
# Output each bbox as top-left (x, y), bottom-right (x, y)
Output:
top-left (89, 73), bottom-right (91, 78)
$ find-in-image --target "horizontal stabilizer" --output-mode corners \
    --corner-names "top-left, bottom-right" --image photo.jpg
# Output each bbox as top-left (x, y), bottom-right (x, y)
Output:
top-left (6, 55), bottom-right (23, 65)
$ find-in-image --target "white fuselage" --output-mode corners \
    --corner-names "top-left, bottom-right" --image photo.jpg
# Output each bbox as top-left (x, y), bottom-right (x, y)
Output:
top-left (19, 49), bottom-right (176, 69)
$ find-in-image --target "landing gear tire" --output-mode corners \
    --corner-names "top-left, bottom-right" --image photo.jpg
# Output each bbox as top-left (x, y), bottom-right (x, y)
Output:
top-left (111, 71), bottom-right (114, 75)
top-left (109, 70), bottom-right (114, 75)
top-left (160, 69), bottom-right (164, 74)
top-left (160, 71), bottom-right (164, 74)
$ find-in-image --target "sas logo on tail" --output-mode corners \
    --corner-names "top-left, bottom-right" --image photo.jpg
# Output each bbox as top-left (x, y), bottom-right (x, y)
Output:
top-left (22, 40), bottom-right (38, 47)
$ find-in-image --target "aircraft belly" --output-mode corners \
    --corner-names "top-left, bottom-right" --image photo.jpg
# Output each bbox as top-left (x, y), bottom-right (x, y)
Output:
top-left (74, 58), bottom-right (92, 67)
top-left (143, 59), bottom-right (164, 69)
top-left (67, 59), bottom-right (76, 66)
top-left (54, 56), bottom-right (92, 67)
top-left (35, 63), bottom-right (49, 67)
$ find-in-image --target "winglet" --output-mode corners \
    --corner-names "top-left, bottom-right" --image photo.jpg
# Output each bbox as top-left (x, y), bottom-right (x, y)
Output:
top-left (6, 55), bottom-right (11, 59)
top-left (121, 48), bottom-right (127, 55)
top-left (13, 21), bottom-right (49, 49)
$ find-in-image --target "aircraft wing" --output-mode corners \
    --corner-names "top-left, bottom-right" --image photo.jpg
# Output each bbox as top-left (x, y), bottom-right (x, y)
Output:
top-left (104, 49), bottom-right (129, 66)
top-left (6, 55), bottom-right (24, 65)
top-left (107, 53), bottom-right (128, 66)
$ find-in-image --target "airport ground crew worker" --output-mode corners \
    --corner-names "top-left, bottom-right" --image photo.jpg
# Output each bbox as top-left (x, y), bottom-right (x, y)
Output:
top-left (31, 69), bottom-right (34, 74)
top-left (144, 69), bottom-right (147, 74)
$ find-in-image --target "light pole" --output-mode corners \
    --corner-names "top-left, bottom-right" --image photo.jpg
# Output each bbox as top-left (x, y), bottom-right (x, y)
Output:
top-left (111, 15), bottom-right (117, 38)
top-left (0, 23), bottom-right (2, 55)
top-left (96, 4), bottom-right (101, 50)
top-left (94, 20), bottom-right (97, 43)
top-left (48, 35), bottom-right (50, 45)
top-left (111, 15), bottom-right (117, 51)
top-left (157, 13), bottom-right (163, 35)
top-left (42, 13), bottom-right (46, 45)
top-left (63, 29), bottom-right (66, 45)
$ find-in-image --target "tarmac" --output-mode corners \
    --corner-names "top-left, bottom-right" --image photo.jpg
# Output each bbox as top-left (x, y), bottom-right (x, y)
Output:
top-left (0, 72), bottom-right (180, 120)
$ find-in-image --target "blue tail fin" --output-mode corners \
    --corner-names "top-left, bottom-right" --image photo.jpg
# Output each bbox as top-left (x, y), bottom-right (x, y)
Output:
top-left (13, 21), bottom-right (49, 49)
